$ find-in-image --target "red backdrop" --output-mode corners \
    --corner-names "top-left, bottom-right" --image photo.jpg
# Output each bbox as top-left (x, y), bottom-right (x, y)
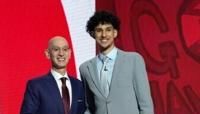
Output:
top-left (96, 0), bottom-right (200, 114)
top-left (0, 0), bottom-right (77, 113)
top-left (0, 0), bottom-right (200, 114)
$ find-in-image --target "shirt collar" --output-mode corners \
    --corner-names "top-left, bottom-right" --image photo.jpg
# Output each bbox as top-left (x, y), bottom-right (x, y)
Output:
top-left (99, 47), bottom-right (118, 61)
top-left (51, 69), bottom-right (69, 81)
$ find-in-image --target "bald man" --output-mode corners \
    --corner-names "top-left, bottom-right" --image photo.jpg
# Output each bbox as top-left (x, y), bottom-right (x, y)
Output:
top-left (20, 36), bottom-right (85, 114)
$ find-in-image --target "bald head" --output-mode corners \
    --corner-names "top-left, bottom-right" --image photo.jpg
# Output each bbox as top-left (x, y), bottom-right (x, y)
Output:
top-left (48, 36), bottom-right (69, 49)
top-left (45, 36), bottom-right (71, 73)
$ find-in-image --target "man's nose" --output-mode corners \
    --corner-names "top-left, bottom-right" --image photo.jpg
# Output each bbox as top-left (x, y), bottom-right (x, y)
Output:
top-left (58, 50), bottom-right (64, 55)
top-left (102, 31), bottom-right (106, 37)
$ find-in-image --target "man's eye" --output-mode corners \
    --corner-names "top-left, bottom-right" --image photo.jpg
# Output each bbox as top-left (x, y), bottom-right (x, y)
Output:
top-left (95, 29), bottom-right (102, 32)
top-left (63, 48), bottom-right (68, 51)
top-left (53, 48), bottom-right (59, 51)
top-left (106, 28), bottom-right (113, 31)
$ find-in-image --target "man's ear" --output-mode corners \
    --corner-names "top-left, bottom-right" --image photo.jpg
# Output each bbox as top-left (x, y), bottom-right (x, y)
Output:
top-left (45, 49), bottom-right (50, 59)
top-left (114, 29), bottom-right (118, 38)
top-left (68, 49), bottom-right (72, 59)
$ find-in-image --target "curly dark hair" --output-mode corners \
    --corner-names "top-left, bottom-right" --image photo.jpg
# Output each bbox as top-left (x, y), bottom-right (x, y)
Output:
top-left (86, 10), bottom-right (120, 38)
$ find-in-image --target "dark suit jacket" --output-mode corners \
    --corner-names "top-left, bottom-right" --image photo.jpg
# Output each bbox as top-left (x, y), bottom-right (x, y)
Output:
top-left (20, 72), bottom-right (85, 114)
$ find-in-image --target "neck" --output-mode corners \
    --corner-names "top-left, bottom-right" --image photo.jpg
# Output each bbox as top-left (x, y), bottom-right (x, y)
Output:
top-left (100, 45), bottom-right (115, 55)
top-left (52, 68), bottom-right (66, 76)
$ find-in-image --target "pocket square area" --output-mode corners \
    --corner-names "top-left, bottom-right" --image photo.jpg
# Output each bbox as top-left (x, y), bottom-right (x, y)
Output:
top-left (77, 99), bottom-right (83, 102)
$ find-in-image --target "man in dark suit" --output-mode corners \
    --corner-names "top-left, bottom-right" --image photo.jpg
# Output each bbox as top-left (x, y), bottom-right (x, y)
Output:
top-left (79, 11), bottom-right (154, 114)
top-left (21, 36), bottom-right (85, 114)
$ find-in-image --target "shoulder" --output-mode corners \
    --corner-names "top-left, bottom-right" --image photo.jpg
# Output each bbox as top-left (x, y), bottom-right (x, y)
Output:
top-left (69, 76), bottom-right (81, 83)
top-left (26, 73), bottom-right (51, 86)
top-left (118, 50), bottom-right (146, 69)
top-left (23, 73), bottom-right (53, 98)
top-left (69, 76), bottom-right (84, 89)
top-left (118, 49), bottom-right (144, 60)
top-left (79, 57), bottom-right (95, 69)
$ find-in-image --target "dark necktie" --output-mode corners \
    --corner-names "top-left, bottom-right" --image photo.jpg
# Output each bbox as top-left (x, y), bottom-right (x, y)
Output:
top-left (60, 77), bottom-right (70, 114)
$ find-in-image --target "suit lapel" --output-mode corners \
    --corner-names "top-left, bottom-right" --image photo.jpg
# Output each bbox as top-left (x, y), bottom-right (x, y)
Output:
top-left (69, 77), bottom-right (76, 114)
top-left (87, 50), bottom-right (126, 98)
top-left (108, 50), bottom-right (125, 97)
top-left (87, 57), bottom-right (105, 97)
top-left (45, 73), bottom-right (65, 114)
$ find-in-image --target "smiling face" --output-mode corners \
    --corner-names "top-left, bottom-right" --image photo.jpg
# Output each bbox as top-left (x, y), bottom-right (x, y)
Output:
top-left (45, 36), bottom-right (71, 71)
top-left (94, 23), bottom-right (118, 54)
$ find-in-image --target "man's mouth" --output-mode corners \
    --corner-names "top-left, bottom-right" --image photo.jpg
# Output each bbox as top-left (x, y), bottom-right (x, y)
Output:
top-left (101, 39), bottom-right (108, 43)
top-left (57, 58), bottom-right (65, 61)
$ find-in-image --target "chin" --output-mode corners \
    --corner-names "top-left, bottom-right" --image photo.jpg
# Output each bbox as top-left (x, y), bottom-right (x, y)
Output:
top-left (57, 66), bottom-right (66, 70)
top-left (99, 44), bottom-right (108, 48)
top-left (53, 64), bottom-right (66, 69)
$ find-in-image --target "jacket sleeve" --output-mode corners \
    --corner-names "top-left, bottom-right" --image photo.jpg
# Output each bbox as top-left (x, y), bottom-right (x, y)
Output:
top-left (20, 80), bottom-right (40, 114)
top-left (79, 65), bottom-right (95, 114)
top-left (133, 53), bottom-right (154, 114)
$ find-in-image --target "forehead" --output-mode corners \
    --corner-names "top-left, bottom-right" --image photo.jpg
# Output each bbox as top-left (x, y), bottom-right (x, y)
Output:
top-left (95, 23), bottom-right (114, 29)
top-left (49, 38), bottom-right (69, 48)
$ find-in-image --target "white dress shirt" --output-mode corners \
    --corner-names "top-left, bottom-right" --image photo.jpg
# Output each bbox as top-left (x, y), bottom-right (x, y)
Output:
top-left (51, 69), bottom-right (72, 107)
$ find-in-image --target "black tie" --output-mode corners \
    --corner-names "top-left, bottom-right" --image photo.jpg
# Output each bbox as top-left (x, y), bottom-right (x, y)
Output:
top-left (60, 77), bottom-right (70, 114)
